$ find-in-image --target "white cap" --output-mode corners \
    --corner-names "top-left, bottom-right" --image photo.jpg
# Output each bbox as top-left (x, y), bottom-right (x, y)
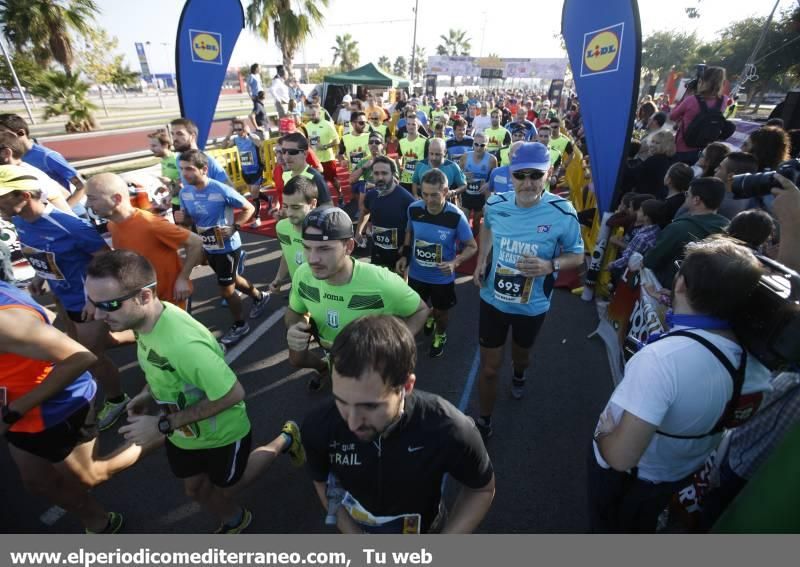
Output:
top-left (342, 94), bottom-right (352, 103)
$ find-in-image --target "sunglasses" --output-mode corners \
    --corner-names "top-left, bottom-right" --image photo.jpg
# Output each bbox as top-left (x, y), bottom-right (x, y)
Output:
top-left (278, 148), bottom-right (304, 156)
top-left (368, 140), bottom-right (382, 145)
top-left (473, 143), bottom-right (487, 148)
top-left (89, 282), bottom-right (156, 312)
top-left (354, 121), bottom-right (367, 125)
top-left (512, 170), bottom-right (546, 181)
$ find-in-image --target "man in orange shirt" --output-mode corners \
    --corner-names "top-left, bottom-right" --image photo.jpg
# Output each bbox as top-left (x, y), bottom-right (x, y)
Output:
top-left (85, 173), bottom-right (205, 310)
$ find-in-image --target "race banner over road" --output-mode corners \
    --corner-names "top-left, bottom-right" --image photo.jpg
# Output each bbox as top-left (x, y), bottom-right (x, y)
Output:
top-left (176, 0), bottom-right (244, 149)
top-left (562, 0), bottom-right (641, 214)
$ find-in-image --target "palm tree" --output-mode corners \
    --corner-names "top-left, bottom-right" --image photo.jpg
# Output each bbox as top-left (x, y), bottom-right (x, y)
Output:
top-left (109, 58), bottom-right (140, 101)
top-left (0, 0), bottom-right (100, 77)
top-left (393, 56), bottom-right (408, 77)
top-left (377, 56), bottom-right (392, 73)
top-left (436, 29), bottom-right (471, 86)
top-left (331, 34), bottom-right (359, 72)
top-left (246, 0), bottom-right (328, 80)
top-left (411, 46), bottom-right (426, 79)
top-left (30, 70), bottom-right (97, 132)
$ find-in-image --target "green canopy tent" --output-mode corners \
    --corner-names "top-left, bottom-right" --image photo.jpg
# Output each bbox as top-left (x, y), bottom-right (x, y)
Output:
top-left (323, 62), bottom-right (410, 89)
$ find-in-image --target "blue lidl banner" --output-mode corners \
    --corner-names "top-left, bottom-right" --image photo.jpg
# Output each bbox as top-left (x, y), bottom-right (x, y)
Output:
top-left (176, 0), bottom-right (244, 149)
top-left (562, 0), bottom-right (641, 214)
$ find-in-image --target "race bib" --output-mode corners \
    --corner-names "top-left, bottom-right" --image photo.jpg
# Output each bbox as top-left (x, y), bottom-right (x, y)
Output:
top-left (21, 246), bottom-right (65, 280)
top-left (414, 240), bottom-right (442, 268)
top-left (466, 180), bottom-right (482, 195)
top-left (309, 134), bottom-right (320, 147)
top-left (240, 150), bottom-right (255, 167)
top-left (349, 152), bottom-right (364, 167)
top-left (198, 226), bottom-right (226, 251)
top-left (154, 397), bottom-right (200, 439)
top-left (404, 160), bottom-right (418, 174)
top-left (373, 226), bottom-right (398, 250)
top-left (342, 492), bottom-right (421, 534)
top-left (493, 263), bottom-right (534, 304)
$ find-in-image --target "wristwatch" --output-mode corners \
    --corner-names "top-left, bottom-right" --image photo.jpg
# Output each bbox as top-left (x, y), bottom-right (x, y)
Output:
top-left (552, 259), bottom-right (561, 273)
top-left (158, 415), bottom-right (174, 436)
top-left (1, 405), bottom-right (23, 425)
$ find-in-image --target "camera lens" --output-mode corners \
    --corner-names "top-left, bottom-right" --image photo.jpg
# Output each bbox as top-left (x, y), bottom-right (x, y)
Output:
top-left (731, 171), bottom-right (779, 200)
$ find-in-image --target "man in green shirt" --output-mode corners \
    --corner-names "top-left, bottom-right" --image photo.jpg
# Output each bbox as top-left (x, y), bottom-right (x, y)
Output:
top-left (148, 130), bottom-right (181, 212)
top-left (285, 207), bottom-right (429, 390)
top-left (269, 176), bottom-right (318, 292)
top-left (304, 104), bottom-right (342, 205)
top-left (349, 131), bottom-right (387, 219)
top-left (86, 250), bottom-right (305, 534)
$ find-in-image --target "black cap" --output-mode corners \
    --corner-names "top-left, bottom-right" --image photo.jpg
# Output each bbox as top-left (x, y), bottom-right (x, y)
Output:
top-left (302, 207), bottom-right (354, 241)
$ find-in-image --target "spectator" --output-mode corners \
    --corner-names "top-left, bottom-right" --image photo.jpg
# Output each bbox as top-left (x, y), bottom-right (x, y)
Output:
top-left (643, 176), bottom-right (729, 288)
top-left (247, 63), bottom-right (262, 108)
top-left (637, 111), bottom-right (668, 160)
top-left (696, 142), bottom-right (730, 177)
top-left (670, 66), bottom-right (729, 164)
top-left (714, 152), bottom-right (759, 220)
top-left (742, 126), bottom-right (791, 171)
top-left (624, 130), bottom-right (675, 198)
top-left (270, 65), bottom-right (290, 118)
top-left (727, 209), bottom-right (774, 252)
top-left (608, 199), bottom-right (664, 279)
top-left (787, 129), bottom-right (800, 159)
top-left (662, 162), bottom-right (694, 223)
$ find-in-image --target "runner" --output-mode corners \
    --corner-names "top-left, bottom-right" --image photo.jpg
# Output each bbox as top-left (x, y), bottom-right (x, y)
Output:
top-left (0, 165), bottom-right (130, 431)
top-left (472, 143), bottom-right (585, 439)
top-left (338, 111), bottom-right (371, 203)
top-left (470, 103), bottom-right (491, 135)
top-left (0, 274), bottom-right (146, 533)
top-left (279, 132), bottom-right (332, 206)
top-left (397, 114), bottom-right (428, 193)
top-left (507, 107), bottom-right (537, 141)
top-left (445, 119), bottom-right (474, 162)
top-left (301, 315), bottom-right (495, 533)
top-left (458, 133), bottom-right (497, 231)
top-left (86, 250), bottom-right (305, 534)
top-left (355, 156), bottom-right (415, 272)
top-left (483, 109), bottom-right (512, 159)
top-left (305, 104), bottom-right (342, 206)
top-left (499, 128), bottom-right (528, 166)
top-left (222, 119), bottom-right (266, 228)
top-left (367, 109), bottom-right (389, 141)
top-left (397, 169), bottom-right (477, 358)
top-left (489, 141), bottom-right (525, 194)
top-left (285, 207), bottom-right (429, 390)
top-left (175, 150), bottom-right (270, 345)
top-left (410, 138), bottom-right (466, 199)
top-left (269, 176), bottom-right (318, 293)
top-left (85, 173), bottom-right (205, 311)
top-left (349, 131), bottom-right (387, 220)
top-left (147, 130), bottom-right (182, 214)
top-left (169, 118), bottom-right (231, 187)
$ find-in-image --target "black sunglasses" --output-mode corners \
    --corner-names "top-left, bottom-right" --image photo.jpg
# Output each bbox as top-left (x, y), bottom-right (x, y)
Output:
top-left (473, 143), bottom-right (487, 148)
top-left (89, 282), bottom-right (156, 312)
top-left (368, 140), bottom-right (382, 145)
top-left (354, 121), bottom-right (367, 125)
top-left (278, 148), bottom-right (304, 156)
top-left (512, 170), bottom-right (546, 181)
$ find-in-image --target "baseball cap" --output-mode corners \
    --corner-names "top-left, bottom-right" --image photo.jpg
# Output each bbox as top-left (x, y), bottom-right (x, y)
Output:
top-left (510, 143), bottom-right (551, 173)
top-left (0, 164), bottom-right (39, 196)
top-left (342, 94), bottom-right (353, 103)
top-left (302, 206), bottom-right (354, 241)
top-left (475, 102), bottom-right (482, 108)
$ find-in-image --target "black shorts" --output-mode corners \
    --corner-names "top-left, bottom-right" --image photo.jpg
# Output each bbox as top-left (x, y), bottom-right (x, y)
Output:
top-left (5, 404), bottom-right (97, 463)
top-left (242, 172), bottom-right (263, 186)
top-left (66, 310), bottom-right (86, 323)
top-left (165, 431), bottom-right (252, 488)
top-left (206, 249), bottom-right (244, 286)
top-left (478, 299), bottom-right (546, 349)
top-left (461, 192), bottom-right (486, 211)
top-left (371, 248), bottom-right (400, 270)
top-left (408, 278), bottom-right (457, 311)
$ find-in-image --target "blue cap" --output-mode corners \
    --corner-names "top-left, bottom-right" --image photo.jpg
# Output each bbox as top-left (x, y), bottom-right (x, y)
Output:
top-left (510, 142), bottom-right (551, 172)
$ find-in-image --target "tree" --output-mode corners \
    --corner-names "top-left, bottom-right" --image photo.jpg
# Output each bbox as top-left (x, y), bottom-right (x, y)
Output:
top-left (76, 28), bottom-right (119, 116)
top-left (0, 49), bottom-right (40, 92)
top-left (393, 56), bottom-right (408, 77)
top-left (30, 70), bottom-right (97, 132)
top-left (245, 0), bottom-right (328, 80)
top-left (331, 34), bottom-right (359, 72)
top-left (436, 29), bottom-right (471, 86)
top-left (411, 46), bottom-right (426, 79)
top-left (108, 58), bottom-right (140, 101)
top-left (0, 0), bottom-right (100, 77)
top-left (377, 56), bottom-right (392, 73)
top-left (640, 31), bottom-right (701, 90)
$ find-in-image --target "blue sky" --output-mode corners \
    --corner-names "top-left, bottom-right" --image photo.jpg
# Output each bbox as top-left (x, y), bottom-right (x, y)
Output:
top-left (94, 0), bottom-right (798, 75)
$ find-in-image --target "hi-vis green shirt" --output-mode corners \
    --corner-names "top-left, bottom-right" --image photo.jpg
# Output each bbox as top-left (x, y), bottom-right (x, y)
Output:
top-left (399, 136), bottom-right (427, 184)
top-left (289, 258), bottom-right (422, 349)
top-left (341, 132), bottom-right (372, 172)
top-left (275, 218), bottom-right (305, 280)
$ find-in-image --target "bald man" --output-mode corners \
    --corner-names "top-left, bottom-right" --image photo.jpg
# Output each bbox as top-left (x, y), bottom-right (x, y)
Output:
top-left (85, 173), bottom-right (204, 310)
top-left (411, 138), bottom-right (466, 199)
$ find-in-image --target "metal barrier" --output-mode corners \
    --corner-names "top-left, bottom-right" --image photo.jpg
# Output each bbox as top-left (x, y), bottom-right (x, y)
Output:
top-left (205, 138), bottom-right (281, 192)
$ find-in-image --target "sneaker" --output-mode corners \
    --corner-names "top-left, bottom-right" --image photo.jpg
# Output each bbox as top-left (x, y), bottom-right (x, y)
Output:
top-left (97, 395), bottom-right (131, 431)
top-left (475, 417), bottom-right (493, 441)
top-left (214, 507), bottom-right (253, 534)
top-left (429, 332), bottom-right (447, 358)
top-left (249, 218), bottom-right (262, 228)
top-left (423, 316), bottom-right (435, 336)
top-left (281, 420), bottom-right (306, 467)
top-left (86, 512), bottom-right (124, 534)
top-left (511, 377), bottom-right (526, 400)
top-left (220, 322), bottom-right (250, 345)
top-left (249, 291), bottom-right (270, 319)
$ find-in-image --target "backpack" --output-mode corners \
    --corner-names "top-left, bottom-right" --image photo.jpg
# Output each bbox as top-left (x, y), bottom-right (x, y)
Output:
top-left (682, 96), bottom-right (735, 148)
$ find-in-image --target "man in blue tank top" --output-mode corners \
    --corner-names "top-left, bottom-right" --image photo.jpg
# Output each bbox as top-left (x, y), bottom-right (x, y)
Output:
top-left (223, 119), bottom-right (265, 228)
top-left (457, 132), bottom-right (497, 233)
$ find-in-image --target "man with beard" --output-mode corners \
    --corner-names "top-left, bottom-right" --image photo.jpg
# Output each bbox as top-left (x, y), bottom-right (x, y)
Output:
top-left (483, 109), bottom-right (512, 159)
top-left (301, 315), bottom-right (495, 533)
top-left (284, 207), bottom-right (428, 391)
top-left (304, 104), bottom-right (342, 206)
top-left (169, 118), bottom-right (231, 192)
top-left (445, 119), bottom-right (474, 162)
top-left (355, 156), bottom-right (415, 272)
top-left (397, 113), bottom-right (428, 193)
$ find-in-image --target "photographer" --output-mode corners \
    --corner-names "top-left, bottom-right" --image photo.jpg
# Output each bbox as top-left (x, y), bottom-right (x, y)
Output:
top-left (588, 237), bottom-right (772, 533)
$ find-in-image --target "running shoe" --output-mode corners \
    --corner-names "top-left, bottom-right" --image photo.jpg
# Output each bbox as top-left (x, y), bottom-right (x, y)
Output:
top-left (220, 322), bottom-right (250, 345)
top-left (249, 218), bottom-right (262, 228)
top-left (214, 508), bottom-right (253, 534)
top-left (429, 332), bottom-right (447, 358)
top-left (281, 420), bottom-right (306, 467)
top-left (423, 316), bottom-right (435, 336)
top-left (97, 394), bottom-right (131, 431)
top-left (474, 416), bottom-right (493, 441)
top-left (249, 291), bottom-right (271, 319)
top-left (86, 512), bottom-right (124, 534)
top-left (511, 377), bottom-right (526, 400)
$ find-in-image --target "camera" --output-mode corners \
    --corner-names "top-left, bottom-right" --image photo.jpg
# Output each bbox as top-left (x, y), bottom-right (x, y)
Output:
top-left (731, 159), bottom-right (800, 200)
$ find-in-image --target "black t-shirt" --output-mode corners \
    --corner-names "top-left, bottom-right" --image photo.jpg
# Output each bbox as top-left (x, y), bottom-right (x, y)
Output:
top-left (456, 103), bottom-right (468, 113)
top-left (302, 390), bottom-right (493, 533)
top-left (364, 184), bottom-right (416, 263)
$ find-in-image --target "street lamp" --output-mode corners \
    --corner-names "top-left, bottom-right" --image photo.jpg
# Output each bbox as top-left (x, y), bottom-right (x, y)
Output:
top-left (145, 41), bottom-right (170, 108)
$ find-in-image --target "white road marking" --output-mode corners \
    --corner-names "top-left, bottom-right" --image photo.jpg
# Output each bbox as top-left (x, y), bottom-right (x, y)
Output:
top-left (225, 306), bottom-right (287, 365)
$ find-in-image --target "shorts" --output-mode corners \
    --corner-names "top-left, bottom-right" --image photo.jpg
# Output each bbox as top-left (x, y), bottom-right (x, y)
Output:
top-left (461, 192), bottom-right (486, 211)
top-left (478, 298), bottom-right (546, 349)
top-left (206, 249), bottom-right (244, 286)
top-left (351, 180), bottom-right (366, 195)
top-left (321, 161), bottom-right (339, 184)
top-left (5, 403), bottom-right (97, 463)
top-left (165, 431), bottom-right (252, 488)
top-left (66, 309), bottom-right (87, 323)
top-left (242, 172), bottom-right (263, 186)
top-left (372, 248), bottom-right (400, 271)
top-left (408, 278), bottom-right (457, 311)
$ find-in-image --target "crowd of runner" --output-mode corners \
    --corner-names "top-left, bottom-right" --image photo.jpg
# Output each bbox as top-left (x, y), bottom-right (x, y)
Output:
top-left (1, 61), bottom-right (799, 533)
